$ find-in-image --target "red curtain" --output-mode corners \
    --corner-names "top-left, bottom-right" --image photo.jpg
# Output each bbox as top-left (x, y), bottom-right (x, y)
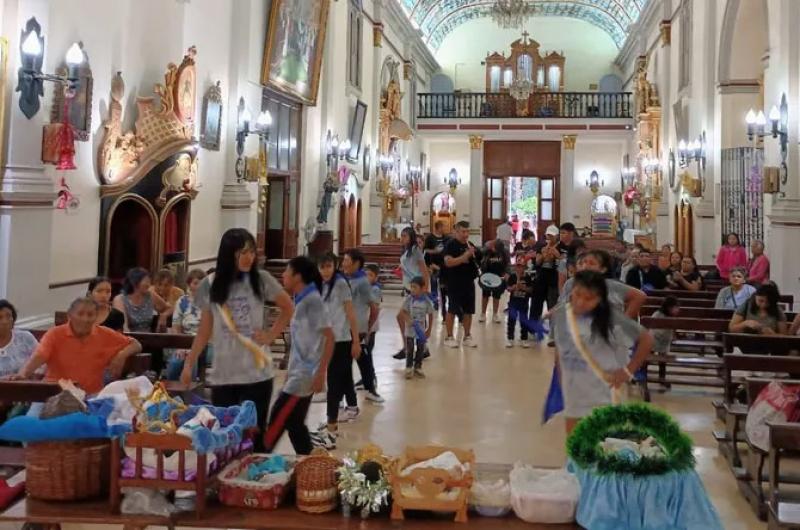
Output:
top-left (164, 209), bottom-right (179, 254)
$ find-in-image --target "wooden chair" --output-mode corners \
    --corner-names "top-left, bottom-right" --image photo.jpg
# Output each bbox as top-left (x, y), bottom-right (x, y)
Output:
top-left (767, 422), bottom-right (800, 529)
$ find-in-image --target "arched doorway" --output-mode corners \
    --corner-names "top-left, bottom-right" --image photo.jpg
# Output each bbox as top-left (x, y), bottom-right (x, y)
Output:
top-left (106, 196), bottom-right (157, 284)
top-left (159, 196), bottom-right (191, 280)
top-left (430, 192), bottom-right (456, 235)
top-left (338, 194), bottom-right (358, 253)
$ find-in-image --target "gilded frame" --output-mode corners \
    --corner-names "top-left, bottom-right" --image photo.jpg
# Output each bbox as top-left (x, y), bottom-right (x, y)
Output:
top-left (199, 81), bottom-right (223, 151)
top-left (261, 0), bottom-right (330, 106)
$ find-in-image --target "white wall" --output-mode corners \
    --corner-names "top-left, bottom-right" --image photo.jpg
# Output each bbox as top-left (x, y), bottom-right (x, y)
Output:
top-left (569, 140), bottom-right (625, 228)
top-left (435, 17), bottom-right (619, 93)
top-left (421, 140), bottom-right (471, 225)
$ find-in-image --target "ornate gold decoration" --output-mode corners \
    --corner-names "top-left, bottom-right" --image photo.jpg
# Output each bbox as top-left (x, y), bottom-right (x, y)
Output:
top-left (97, 47), bottom-right (197, 193)
top-left (379, 60), bottom-right (411, 155)
top-left (469, 135), bottom-right (484, 150)
top-left (659, 21), bottom-right (671, 47)
top-left (157, 152), bottom-right (199, 207)
top-left (562, 135), bottom-right (577, 150)
top-left (128, 382), bottom-right (188, 434)
top-left (484, 30), bottom-right (565, 94)
top-left (635, 56), bottom-right (659, 115)
top-left (373, 23), bottom-right (383, 47)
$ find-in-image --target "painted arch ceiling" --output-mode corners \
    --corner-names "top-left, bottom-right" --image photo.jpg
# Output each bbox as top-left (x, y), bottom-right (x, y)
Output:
top-left (400, 0), bottom-right (649, 50)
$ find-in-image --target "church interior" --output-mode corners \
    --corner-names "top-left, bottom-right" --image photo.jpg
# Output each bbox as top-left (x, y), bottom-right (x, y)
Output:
top-left (0, 0), bottom-right (799, 529)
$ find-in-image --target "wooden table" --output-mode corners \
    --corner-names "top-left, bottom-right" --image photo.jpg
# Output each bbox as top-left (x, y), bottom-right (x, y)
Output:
top-left (0, 497), bottom-right (581, 530)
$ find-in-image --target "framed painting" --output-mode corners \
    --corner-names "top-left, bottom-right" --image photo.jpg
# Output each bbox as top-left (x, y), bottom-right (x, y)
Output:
top-left (347, 100), bottom-right (367, 161)
top-left (200, 81), bottom-right (223, 151)
top-left (261, 0), bottom-right (330, 106)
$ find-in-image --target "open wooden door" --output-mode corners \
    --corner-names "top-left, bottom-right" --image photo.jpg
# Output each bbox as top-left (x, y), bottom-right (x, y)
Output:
top-left (483, 176), bottom-right (506, 241)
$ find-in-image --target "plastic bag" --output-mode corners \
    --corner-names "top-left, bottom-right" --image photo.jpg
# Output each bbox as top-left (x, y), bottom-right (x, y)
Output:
top-left (120, 488), bottom-right (175, 516)
top-left (745, 381), bottom-right (800, 452)
top-left (470, 479), bottom-right (510, 507)
top-left (509, 463), bottom-right (579, 524)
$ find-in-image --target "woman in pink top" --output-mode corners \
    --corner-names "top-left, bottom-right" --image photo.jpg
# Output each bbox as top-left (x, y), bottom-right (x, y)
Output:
top-left (748, 239), bottom-right (770, 286)
top-left (716, 233), bottom-right (748, 280)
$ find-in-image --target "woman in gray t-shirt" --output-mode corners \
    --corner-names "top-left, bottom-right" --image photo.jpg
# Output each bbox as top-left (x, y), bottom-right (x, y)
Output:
top-left (181, 229), bottom-right (294, 451)
top-left (729, 283), bottom-right (788, 335)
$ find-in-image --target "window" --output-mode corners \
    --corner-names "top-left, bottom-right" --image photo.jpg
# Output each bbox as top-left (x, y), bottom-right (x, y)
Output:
top-left (679, 0), bottom-right (692, 90)
top-left (536, 66), bottom-right (545, 88)
top-left (490, 66), bottom-right (501, 92)
top-left (517, 54), bottom-right (532, 81)
top-left (548, 65), bottom-right (561, 92)
top-left (503, 68), bottom-right (513, 87)
top-left (347, 2), bottom-right (362, 89)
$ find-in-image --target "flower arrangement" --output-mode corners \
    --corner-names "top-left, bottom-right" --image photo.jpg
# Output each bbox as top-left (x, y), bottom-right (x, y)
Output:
top-left (337, 455), bottom-right (390, 518)
top-left (567, 403), bottom-right (694, 476)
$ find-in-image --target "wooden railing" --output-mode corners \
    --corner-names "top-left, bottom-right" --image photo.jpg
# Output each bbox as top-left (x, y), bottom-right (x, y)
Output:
top-left (417, 92), bottom-right (633, 119)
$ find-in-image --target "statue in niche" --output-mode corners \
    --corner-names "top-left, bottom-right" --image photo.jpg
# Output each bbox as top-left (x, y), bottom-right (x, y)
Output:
top-left (317, 175), bottom-right (339, 225)
top-left (635, 58), bottom-right (659, 115)
top-left (379, 60), bottom-right (412, 155)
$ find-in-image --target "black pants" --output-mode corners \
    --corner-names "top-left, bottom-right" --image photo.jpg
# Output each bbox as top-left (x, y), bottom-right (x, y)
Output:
top-left (327, 341), bottom-right (356, 422)
top-left (439, 283), bottom-right (449, 319)
top-left (405, 338), bottom-right (425, 369)
top-left (356, 333), bottom-right (378, 393)
top-left (530, 270), bottom-right (559, 320)
top-left (507, 297), bottom-right (530, 340)
top-left (263, 391), bottom-right (313, 455)
top-left (212, 378), bottom-right (273, 452)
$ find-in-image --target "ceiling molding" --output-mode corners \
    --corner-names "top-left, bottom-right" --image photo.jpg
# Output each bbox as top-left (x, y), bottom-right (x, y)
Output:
top-left (382, 0), bottom-right (440, 78)
top-left (398, 0), bottom-right (651, 51)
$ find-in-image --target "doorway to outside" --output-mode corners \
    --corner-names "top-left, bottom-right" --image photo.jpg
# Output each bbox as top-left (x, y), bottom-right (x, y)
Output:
top-left (483, 176), bottom-right (558, 244)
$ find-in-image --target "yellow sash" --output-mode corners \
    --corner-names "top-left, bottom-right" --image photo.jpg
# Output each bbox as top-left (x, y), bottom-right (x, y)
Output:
top-left (564, 302), bottom-right (624, 405)
top-left (217, 303), bottom-right (270, 369)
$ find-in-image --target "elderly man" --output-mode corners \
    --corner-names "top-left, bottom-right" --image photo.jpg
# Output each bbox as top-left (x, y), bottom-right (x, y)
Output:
top-left (15, 297), bottom-right (142, 394)
top-left (748, 240), bottom-right (770, 286)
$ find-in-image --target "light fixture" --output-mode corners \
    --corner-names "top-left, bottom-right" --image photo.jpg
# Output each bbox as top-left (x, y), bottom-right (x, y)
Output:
top-left (16, 18), bottom-right (85, 119)
top-left (745, 93), bottom-right (789, 188)
top-left (490, 0), bottom-right (534, 29)
top-left (621, 166), bottom-right (637, 189)
top-left (446, 167), bottom-right (461, 192)
top-left (235, 97), bottom-right (271, 184)
top-left (325, 130), bottom-right (353, 172)
top-left (677, 131), bottom-right (707, 193)
top-left (585, 170), bottom-right (604, 195)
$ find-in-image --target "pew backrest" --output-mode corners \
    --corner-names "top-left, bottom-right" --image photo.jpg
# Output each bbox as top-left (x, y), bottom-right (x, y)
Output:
top-left (641, 306), bottom-right (798, 321)
top-left (640, 316), bottom-right (729, 333)
top-left (722, 355), bottom-right (800, 403)
top-left (723, 333), bottom-right (800, 355)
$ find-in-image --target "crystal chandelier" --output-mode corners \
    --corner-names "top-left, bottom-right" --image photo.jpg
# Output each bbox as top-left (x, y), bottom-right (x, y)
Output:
top-left (490, 0), bottom-right (534, 29)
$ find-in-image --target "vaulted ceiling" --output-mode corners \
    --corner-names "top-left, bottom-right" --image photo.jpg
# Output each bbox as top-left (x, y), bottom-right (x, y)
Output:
top-left (399, 0), bottom-right (650, 51)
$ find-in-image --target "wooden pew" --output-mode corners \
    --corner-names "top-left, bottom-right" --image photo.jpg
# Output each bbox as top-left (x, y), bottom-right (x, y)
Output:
top-left (641, 306), bottom-right (798, 321)
top-left (711, 356), bottom-right (800, 469)
top-left (649, 289), bottom-right (794, 306)
top-left (767, 422), bottom-right (800, 528)
top-left (724, 333), bottom-right (800, 355)
top-left (647, 296), bottom-right (717, 308)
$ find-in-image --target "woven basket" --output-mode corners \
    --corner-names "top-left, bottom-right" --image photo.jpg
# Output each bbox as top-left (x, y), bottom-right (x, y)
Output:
top-left (218, 454), bottom-right (295, 510)
top-left (26, 439), bottom-right (110, 501)
top-left (295, 449), bottom-right (340, 513)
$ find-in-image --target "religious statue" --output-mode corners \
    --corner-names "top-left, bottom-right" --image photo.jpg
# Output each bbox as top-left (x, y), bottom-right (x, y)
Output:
top-left (317, 175), bottom-right (339, 225)
top-left (635, 58), bottom-right (659, 115)
top-left (378, 60), bottom-right (412, 155)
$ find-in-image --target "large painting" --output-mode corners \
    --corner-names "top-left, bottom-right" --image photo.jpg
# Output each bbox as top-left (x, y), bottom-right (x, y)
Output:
top-left (262, 0), bottom-right (330, 106)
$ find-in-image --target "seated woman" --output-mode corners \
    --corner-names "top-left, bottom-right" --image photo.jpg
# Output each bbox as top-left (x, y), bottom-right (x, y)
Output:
top-left (113, 268), bottom-right (172, 332)
top-left (0, 300), bottom-right (38, 377)
top-left (729, 284), bottom-right (788, 335)
top-left (87, 277), bottom-right (125, 331)
top-left (13, 297), bottom-right (142, 395)
top-left (715, 267), bottom-right (756, 309)
top-left (151, 268), bottom-right (185, 308)
top-left (667, 256), bottom-right (704, 291)
top-left (165, 268), bottom-right (207, 380)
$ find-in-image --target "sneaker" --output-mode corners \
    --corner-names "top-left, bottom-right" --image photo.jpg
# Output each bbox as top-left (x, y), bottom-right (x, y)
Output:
top-left (423, 347), bottom-right (431, 359)
top-left (444, 336), bottom-right (459, 348)
top-left (462, 335), bottom-right (478, 348)
top-left (310, 427), bottom-right (337, 450)
top-left (547, 340), bottom-right (555, 348)
top-left (338, 406), bottom-right (360, 422)
top-left (354, 379), bottom-right (365, 390)
top-left (393, 349), bottom-right (406, 360)
top-left (365, 391), bottom-right (385, 403)
top-left (311, 392), bottom-right (327, 403)
top-left (493, 314), bottom-right (503, 324)
top-left (505, 339), bottom-right (514, 348)
top-left (405, 368), bottom-right (414, 379)
top-left (478, 314), bottom-right (486, 323)
top-left (414, 368), bottom-right (426, 379)
top-left (521, 340), bottom-right (532, 349)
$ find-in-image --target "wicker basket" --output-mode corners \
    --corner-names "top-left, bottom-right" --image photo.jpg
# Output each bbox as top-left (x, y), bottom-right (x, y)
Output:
top-left (218, 454), bottom-right (295, 510)
top-left (295, 449), bottom-right (340, 513)
top-left (26, 439), bottom-right (110, 501)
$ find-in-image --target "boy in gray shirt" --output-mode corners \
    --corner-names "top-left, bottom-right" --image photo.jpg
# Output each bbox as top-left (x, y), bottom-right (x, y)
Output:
top-left (398, 277), bottom-right (435, 379)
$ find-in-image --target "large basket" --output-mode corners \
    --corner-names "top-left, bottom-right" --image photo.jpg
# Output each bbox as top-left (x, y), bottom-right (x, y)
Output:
top-left (218, 454), bottom-right (295, 510)
top-left (294, 449), bottom-right (340, 514)
top-left (26, 439), bottom-right (110, 501)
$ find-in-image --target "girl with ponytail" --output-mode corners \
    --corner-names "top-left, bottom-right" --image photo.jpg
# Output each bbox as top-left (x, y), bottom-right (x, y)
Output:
top-left (550, 270), bottom-right (653, 434)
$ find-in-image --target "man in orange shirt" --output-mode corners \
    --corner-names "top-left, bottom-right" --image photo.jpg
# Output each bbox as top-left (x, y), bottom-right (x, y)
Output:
top-left (15, 297), bottom-right (142, 394)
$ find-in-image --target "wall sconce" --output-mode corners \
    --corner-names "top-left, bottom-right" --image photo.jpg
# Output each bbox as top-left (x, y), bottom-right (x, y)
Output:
top-left (324, 130), bottom-right (351, 173)
top-left (585, 170), bottom-right (604, 195)
top-left (620, 166), bottom-right (636, 189)
top-left (235, 97), bottom-right (271, 184)
top-left (15, 18), bottom-right (84, 119)
top-left (745, 93), bottom-right (789, 188)
top-left (376, 154), bottom-right (394, 178)
top-left (445, 167), bottom-right (461, 192)
top-left (677, 131), bottom-right (706, 192)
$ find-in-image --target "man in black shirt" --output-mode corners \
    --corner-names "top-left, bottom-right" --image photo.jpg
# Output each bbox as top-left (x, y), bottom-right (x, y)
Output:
top-left (624, 250), bottom-right (667, 290)
top-left (530, 225), bottom-right (561, 320)
top-left (443, 221), bottom-right (480, 348)
top-left (424, 221), bottom-right (449, 320)
top-left (556, 222), bottom-right (584, 289)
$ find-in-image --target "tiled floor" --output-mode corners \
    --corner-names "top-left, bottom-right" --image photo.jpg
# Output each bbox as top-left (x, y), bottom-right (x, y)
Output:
top-left (27, 290), bottom-right (762, 530)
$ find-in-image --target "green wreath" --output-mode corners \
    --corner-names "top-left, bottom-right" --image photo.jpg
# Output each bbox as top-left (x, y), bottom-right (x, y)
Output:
top-left (567, 403), bottom-right (695, 476)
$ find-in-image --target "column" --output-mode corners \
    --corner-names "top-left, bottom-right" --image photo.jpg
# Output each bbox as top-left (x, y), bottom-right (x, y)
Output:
top-left (219, 0), bottom-right (256, 231)
top-left (655, 19), bottom-right (672, 240)
top-left (766, 0), bottom-right (800, 301)
top-left (468, 135), bottom-right (483, 244)
top-left (561, 135), bottom-right (576, 225)
top-left (0, 0), bottom-right (57, 324)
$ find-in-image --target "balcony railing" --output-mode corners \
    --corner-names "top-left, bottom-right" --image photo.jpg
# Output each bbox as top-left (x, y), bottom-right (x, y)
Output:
top-left (417, 92), bottom-right (633, 119)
